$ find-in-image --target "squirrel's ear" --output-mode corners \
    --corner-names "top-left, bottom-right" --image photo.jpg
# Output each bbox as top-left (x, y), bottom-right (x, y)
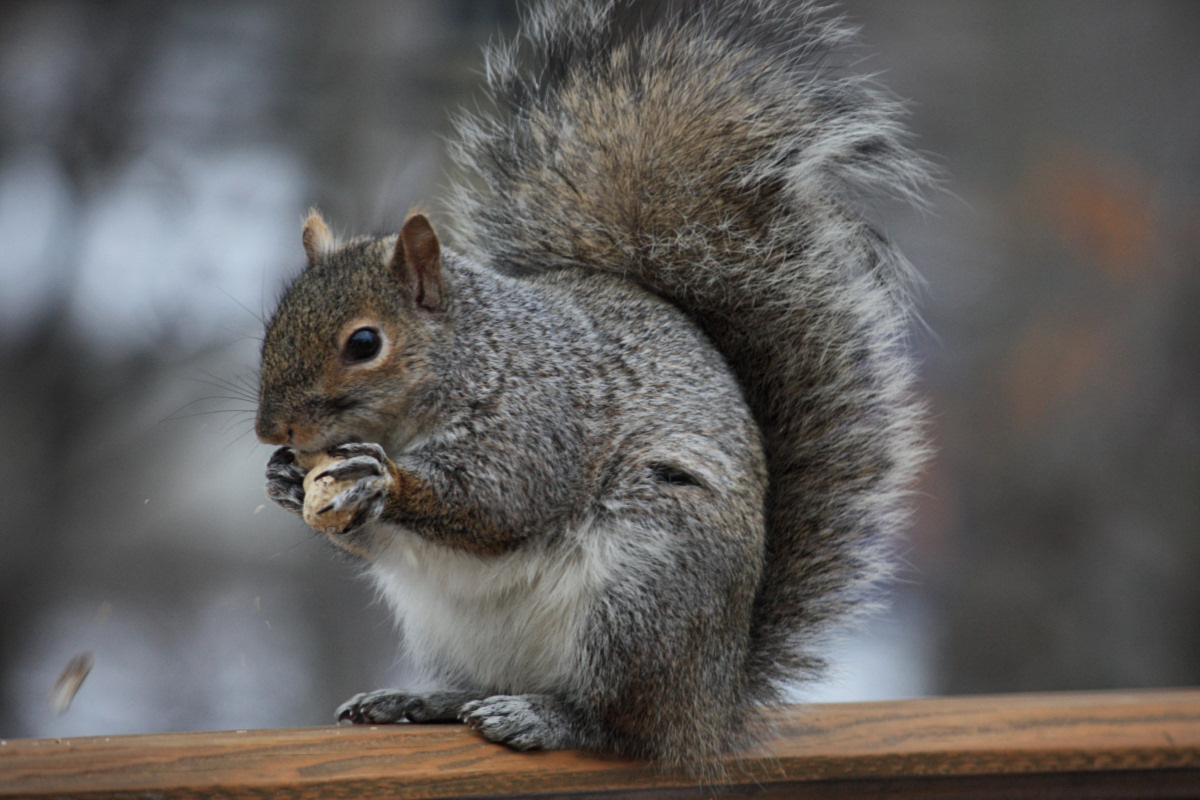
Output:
top-left (302, 210), bottom-right (336, 265)
top-left (392, 213), bottom-right (444, 311)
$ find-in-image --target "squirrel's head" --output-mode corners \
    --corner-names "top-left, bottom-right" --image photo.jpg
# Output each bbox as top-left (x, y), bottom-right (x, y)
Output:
top-left (255, 210), bottom-right (448, 453)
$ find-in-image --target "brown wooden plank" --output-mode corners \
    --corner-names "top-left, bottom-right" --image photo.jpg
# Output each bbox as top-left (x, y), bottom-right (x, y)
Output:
top-left (2, 688), bottom-right (1198, 799)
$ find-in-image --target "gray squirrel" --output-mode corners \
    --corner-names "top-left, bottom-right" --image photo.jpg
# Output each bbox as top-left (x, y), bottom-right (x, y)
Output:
top-left (255, 0), bottom-right (928, 768)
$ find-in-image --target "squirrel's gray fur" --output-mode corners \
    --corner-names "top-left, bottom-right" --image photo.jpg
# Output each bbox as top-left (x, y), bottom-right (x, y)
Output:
top-left (450, 0), bottom-right (928, 717)
top-left (256, 0), bottom-right (928, 771)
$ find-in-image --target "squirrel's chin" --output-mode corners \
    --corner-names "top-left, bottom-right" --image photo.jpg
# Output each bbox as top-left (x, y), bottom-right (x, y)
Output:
top-left (321, 527), bottom-right (377, 562)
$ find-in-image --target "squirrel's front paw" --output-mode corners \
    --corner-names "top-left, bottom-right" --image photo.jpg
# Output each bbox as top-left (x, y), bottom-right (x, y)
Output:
top-left (265, 447), bottom-right (305, 512)
top-left (309, 443), bottom-right (393, 533)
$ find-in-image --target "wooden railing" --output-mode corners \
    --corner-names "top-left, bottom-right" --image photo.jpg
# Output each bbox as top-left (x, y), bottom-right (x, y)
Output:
top-left (3, 688), bottom-right (1199, 798)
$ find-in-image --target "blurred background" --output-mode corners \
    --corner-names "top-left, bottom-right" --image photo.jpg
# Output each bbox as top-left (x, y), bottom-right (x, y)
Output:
top-left (1, 0), bottom-right (1197, 739)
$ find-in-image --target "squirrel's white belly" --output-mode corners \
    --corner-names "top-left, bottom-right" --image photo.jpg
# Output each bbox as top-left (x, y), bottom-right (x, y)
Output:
top-left (366, 518), bottom-right (623, 694)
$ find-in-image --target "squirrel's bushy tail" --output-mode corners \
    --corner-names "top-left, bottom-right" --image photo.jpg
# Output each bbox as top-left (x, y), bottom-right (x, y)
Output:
top-left (448, 0), bottom-right (928, 706)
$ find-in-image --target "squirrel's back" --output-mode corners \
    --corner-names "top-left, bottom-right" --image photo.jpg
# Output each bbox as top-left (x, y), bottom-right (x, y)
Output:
top-left (448, 0), bottom-right (928, 706)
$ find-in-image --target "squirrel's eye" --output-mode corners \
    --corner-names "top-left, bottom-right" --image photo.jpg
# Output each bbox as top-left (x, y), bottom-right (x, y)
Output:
top-left (342, 327), bottom-right (383, 364)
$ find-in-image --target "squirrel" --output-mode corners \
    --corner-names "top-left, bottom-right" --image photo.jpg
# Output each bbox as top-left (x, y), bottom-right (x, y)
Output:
top-left (255, 0), bottom-right (928, 769)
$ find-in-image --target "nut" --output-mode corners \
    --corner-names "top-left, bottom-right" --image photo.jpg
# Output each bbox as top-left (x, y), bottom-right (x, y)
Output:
top-left (296, 451), bottom-right (356, 534)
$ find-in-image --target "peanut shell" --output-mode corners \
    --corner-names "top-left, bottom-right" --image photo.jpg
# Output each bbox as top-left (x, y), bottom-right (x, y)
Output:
top-left (297, 451), bottom-right (356, 534)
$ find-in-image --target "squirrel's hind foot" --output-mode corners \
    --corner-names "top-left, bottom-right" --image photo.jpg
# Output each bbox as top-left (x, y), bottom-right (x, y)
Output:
top-left (458, 694), bottom-right (583, 752)
top-left (336, 689), bottom-right (482, 724)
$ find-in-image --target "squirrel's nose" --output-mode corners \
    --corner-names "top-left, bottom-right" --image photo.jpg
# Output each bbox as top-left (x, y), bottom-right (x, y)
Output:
top-left (255, 414), bottom-right (291, 446)
top-left (257, 426), bottom-right (290, 446)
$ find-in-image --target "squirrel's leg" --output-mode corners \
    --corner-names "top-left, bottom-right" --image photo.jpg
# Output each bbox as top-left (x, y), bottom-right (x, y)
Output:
top-left (318, 443), bottom-right (542, 551)
top-left (337, 689), bottom-right (483, 724)
top-left (295, 442), bottom-right (437, 527)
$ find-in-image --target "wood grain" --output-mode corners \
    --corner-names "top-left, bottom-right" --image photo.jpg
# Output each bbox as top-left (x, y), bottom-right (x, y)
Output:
top-left (2, 688), bottom-right (1199, 799)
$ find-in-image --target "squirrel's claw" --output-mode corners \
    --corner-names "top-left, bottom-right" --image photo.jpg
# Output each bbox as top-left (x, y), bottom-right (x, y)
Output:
top-left (315, 454), bottom-right (385, 483)
top-left (328, 442), bottom-right (389, 463)
top-left (325, 478), bottom-right (389, 533)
